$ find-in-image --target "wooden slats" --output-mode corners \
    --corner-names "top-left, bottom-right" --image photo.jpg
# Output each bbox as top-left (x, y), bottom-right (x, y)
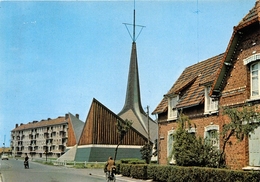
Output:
top-left (78, 98), bottom-right (148, 146)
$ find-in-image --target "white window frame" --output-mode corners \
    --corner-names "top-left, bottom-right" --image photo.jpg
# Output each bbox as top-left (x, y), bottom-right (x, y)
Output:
top-left (204, 86), bottom-right (218, 114)
top-left (249, 126), bottom-right (260, 166)
top-left (167, 129), bottom-right (176, 164)
top-left (204, 125), bottom-right (219, 149)
top-left (243, 54), bottom-right (260, 100)
top-left (250, 62), bottom-right (260, 99)
top-left (167, 95), bottom-right (179, 121)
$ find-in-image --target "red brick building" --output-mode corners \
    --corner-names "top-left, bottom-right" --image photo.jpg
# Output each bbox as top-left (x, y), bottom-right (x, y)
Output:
top-left (153, 1), bottom-right (260, 169)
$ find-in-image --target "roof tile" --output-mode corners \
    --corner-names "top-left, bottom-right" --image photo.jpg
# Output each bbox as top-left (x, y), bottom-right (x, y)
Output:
top-left (153, 54), bottom-right (223, 113)
top-left (12, 117), bottom-right (67, 131)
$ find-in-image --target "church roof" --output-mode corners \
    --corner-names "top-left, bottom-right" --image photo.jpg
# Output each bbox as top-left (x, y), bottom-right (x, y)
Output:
top-left (78, 98), bottom-right (149, 146)
top-left (118, 42), bottom-right (157, 142)
top-left (68, 113), bottom-right (84, 145)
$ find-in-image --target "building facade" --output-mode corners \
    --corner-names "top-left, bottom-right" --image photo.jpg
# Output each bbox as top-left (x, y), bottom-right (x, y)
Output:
top-left (10, 113), bottom-right (84, 158)
top-left (153, 1), bottom-right (260, 169)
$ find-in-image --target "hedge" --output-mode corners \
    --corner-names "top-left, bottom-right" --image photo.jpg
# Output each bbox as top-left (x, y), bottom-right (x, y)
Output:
top-left (119, 164), bottom-right (260, 182)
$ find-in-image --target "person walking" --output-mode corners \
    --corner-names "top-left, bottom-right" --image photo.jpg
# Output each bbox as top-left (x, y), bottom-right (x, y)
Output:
top-left (24, 153), bottom-right (29, 169)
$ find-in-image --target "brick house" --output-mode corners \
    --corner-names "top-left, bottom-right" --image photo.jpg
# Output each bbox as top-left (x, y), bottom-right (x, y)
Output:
top-left (153, 1), bottom-right (260, 169)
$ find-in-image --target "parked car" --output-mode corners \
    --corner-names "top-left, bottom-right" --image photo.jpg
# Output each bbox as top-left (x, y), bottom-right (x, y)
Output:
top-left (1, 154), bottom-right (9, 160)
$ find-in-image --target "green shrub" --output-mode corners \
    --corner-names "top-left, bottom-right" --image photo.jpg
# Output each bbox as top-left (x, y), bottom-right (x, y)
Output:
top-left (120, 164), bottom-right (260, 182)
top-left (120, 164), bottom-right (132, 177)
top-left (120, 158), bottom-right (144, 164)
top-left (130, 164), bottom-right (148, 179)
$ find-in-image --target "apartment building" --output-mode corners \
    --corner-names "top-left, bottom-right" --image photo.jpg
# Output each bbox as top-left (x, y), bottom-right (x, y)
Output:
top-left (10, 113), bottom-right (84, 158)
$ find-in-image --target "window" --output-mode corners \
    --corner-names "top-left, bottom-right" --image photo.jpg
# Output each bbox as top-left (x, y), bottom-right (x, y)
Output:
top-left (251, 62), bottom-right (260, 98)
top-left (204, 125), bottom-right (219, 149)
top-left (167, 95), bottom-right (179, 121)
top-left (204, 86), bottom-right (218, 114)
top-left (243, 53), bottom-right (260, 99)
top-left (249, 126), bottom-right (260, 166)
top-left (167, 129), bottom-right (176, 164)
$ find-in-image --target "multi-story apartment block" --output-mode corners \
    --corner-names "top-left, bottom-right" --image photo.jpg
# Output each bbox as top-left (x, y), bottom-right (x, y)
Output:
top-left (10, 113), bottom-right (84, 158)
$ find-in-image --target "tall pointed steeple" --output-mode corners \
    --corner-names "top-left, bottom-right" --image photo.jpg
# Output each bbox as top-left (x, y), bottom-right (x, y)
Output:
top-left (118, 41), bottom-right (147, 120)
top-left (118, 6), bottom-right (157, 141)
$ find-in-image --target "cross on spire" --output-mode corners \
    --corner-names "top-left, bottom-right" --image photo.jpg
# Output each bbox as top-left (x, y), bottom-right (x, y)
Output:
top-left (123, 2), bottom-right (145, 42)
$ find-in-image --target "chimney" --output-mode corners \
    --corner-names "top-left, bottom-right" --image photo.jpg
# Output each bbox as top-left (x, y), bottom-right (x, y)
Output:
top-left (76, 114), bottom-right (79, 119)
top-left (15, 124), bottom-right (18, 128)
top-left (65, 113), bottom-right (69, 120)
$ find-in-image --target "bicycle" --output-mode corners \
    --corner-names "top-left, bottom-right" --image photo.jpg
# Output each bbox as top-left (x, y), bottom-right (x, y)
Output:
top-left (105, 166), bottom-right (116, 182)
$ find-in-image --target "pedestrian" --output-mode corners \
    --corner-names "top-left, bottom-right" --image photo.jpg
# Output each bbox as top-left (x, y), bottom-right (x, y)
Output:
top-left (24, 153), bottom-right (29, 169)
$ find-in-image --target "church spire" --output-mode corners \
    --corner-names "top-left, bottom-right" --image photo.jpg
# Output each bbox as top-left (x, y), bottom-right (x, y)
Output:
top-left (118, 2), bottom-right (148, 135)
top-left (118, 41), bottom-right (146, 116)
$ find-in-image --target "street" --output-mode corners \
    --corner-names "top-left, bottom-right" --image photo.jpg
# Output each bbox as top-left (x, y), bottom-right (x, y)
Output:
top-left (0, 158), bottom-right (146, 182)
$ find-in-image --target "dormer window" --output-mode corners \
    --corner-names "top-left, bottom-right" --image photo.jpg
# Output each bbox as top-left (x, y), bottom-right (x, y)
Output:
top-left (204, 86), bottom-right (218, 114)
top-left (167, 95), bottom-right (179, 121)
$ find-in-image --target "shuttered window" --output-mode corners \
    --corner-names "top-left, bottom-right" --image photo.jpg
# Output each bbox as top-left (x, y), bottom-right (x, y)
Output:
top-left (204, 125), bottom-right (219, 149)
top-left (204, 86), bottom-right (218, 114)
top-left (167, 95), bottom-right (178, 121)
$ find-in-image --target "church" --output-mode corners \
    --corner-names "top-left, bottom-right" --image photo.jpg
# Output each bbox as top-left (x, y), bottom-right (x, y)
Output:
top-left (58, 8), bottom-right (158, 162)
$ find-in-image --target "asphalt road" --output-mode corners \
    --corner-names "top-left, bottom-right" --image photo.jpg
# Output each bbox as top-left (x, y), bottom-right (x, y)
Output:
top-left (0, 158), bottom-right (149, 182)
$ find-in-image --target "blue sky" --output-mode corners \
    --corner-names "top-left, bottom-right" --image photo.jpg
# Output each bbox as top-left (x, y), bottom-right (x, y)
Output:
top-left (0, 0), bottom-right (256, 146)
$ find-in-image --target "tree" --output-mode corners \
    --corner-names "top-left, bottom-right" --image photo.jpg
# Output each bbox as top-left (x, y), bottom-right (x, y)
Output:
top-left (140, 143), bottom-right (152, 164)
top-left (114, 119), bottom-right (132, 161)
top-left (172, 113), bottom-right (220, 167)
top-left (219, 105), bottom-right (260, 167)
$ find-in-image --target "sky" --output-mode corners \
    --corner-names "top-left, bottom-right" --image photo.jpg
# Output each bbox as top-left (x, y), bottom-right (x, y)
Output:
top-left (0, 0), bottom-right (256, 146)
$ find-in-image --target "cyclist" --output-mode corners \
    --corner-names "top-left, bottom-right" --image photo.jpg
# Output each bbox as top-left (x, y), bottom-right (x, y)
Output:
top-left (105, 156), bottom-right (116, 180)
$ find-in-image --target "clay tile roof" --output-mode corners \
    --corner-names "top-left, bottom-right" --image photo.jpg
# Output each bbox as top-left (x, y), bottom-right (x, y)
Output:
top-left (12, 117), bottom-right (67, 131)
top-left (211, 1), bottom-right (260, 95)
top-left (236, 0), bottom-right (260, 30)
top-left (153, 54), bottom-right (223, 114)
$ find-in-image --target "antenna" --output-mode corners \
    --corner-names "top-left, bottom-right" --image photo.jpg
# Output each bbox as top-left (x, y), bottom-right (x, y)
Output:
top-left (123, 0), bottom-right (145, 42)
top-left (195, 0), bottom-right (200, 62)
top-left (133, 9), bottom-right (136, 42)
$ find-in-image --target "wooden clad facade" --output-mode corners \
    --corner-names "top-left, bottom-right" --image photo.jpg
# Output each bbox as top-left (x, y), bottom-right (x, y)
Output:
top-left (78, 98), bottom-right (148, 146)
top-left (66, 115), bottom-right (77, 147)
